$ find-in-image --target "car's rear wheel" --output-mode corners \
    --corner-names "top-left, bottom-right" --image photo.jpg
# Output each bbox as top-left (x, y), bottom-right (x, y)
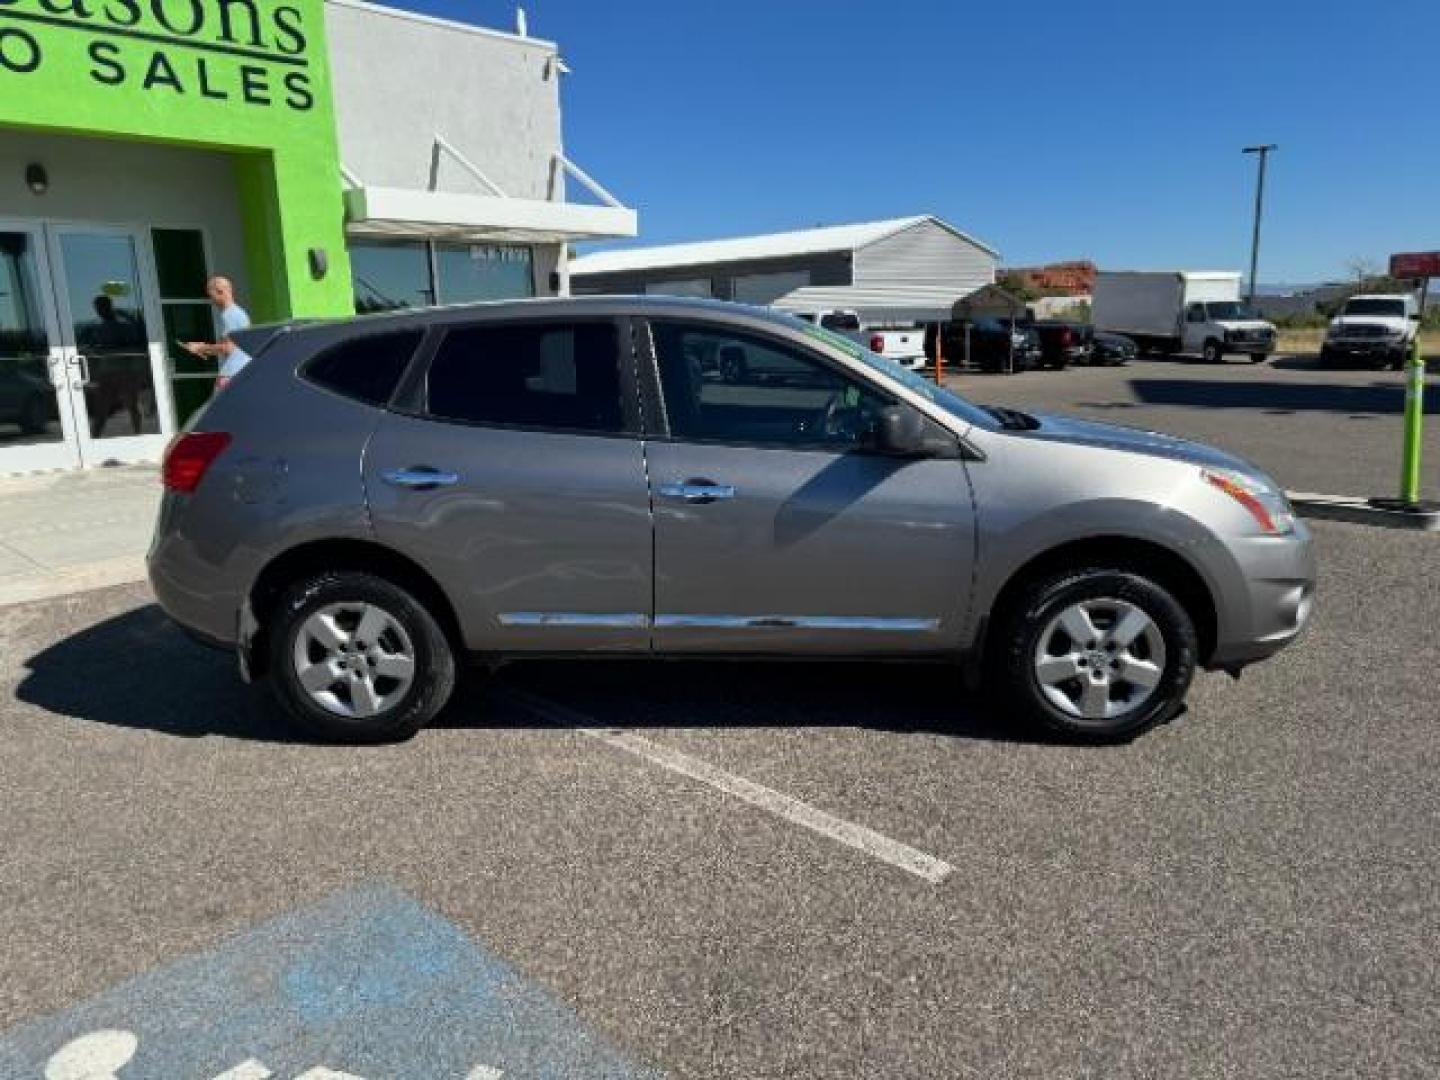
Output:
top-left (1202, 339), bottom-right (1224, 364)
top-left (1249, 353), bottom-right (1267, 364)
top-left (995, 568), bottom-right (1198, 742)
top-left (268, 570), bottom-right (456, 743)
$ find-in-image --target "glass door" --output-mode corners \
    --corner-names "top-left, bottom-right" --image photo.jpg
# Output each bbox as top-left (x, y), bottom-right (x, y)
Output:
top-left (44, 224), bottom-right (176, 467)
top-left (0, 224), bottom-right (80, 473)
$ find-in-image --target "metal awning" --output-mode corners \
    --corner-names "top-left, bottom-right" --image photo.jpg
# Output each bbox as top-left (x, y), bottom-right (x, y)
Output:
top-left (771, 282), bottom-right (988, 324)
top-left (342, 139), bottom-right (637, 244)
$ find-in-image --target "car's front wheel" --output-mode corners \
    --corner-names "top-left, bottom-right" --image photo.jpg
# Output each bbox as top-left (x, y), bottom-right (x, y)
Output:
top-left (995, 568), bottom-right (1198, 742)
top-left (268, 570), bottom-right (456, 743)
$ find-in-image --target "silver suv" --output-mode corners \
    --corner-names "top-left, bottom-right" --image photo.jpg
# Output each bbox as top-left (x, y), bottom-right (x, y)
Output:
top-left (149, 297), bottom-right (1314, 743)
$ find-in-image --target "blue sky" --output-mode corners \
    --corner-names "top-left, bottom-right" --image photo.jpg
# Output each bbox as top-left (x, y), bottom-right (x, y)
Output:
top-left (408, 0), bottom-right (1437, 283)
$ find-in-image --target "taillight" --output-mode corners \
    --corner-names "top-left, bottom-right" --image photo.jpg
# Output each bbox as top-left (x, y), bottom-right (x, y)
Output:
top-left (869, 334), bottom-right (885, 352)
top-left (163, 432), bottom-right (232, 493)
top-left (1060, 328), bottom-right (1073, 346)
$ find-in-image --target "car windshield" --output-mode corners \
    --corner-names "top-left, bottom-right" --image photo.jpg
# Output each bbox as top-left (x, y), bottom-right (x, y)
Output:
top-left (790, 319), bottom-right (998, 430)
top-left (1205, 301), bottom-right (1258, 320)
top-left (1343, 298), bottom-right (1407, 317)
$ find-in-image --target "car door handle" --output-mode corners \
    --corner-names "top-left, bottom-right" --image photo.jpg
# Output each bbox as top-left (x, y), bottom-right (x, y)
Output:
top-left (382, 467), bottom-right (460, 490)
top-left (658, 480), bottom-right (735, 504)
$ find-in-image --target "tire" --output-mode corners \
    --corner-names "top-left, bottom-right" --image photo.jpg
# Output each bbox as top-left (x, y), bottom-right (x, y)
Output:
top-left (1202, 339), bottom-right (1224, 364)
top-left (1249, 353), bottom-right (1266, 364)
top-left (993, 567), bottom-right (1198, 742)
top-left (1318, 347), bottom-right (1335, 368)
top-left (268, 570), bottom-right (456, 743)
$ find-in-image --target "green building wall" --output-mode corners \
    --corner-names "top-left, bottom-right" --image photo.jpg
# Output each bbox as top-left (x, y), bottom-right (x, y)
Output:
top-left (0, 0), bottom-right (353, 320)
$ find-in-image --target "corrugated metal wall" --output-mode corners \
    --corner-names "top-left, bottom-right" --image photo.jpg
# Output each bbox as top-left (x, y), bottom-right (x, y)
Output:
top-left (854, 220), bottom-right (996, 292)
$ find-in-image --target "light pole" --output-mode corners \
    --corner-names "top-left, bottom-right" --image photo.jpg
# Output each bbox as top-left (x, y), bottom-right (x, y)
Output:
top-left (1242, 144), bottom-right (1278, 305)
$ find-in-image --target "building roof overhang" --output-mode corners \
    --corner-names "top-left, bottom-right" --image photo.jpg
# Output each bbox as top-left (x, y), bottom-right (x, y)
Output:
top-left (344, 186), bottom-right (638, 244)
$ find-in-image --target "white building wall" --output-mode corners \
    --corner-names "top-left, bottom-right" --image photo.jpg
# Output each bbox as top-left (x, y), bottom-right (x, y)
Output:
top-left (0, 130), bottom-right (250, 297)
top-left (325, 0), bottom-right (563, 200)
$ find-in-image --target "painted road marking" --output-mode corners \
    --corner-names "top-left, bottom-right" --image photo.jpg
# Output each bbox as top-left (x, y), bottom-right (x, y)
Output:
top-left (505, 689), bottom-right (955, 886)
top-left (42, 1030), bottom-right (137, 1080)
top-left (1, 885), bottom-right (659, 1079)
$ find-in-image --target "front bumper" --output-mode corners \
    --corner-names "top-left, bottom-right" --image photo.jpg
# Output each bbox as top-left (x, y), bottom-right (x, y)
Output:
top-left (1327, 339), bottom-right (1406, 357)
top-left (1226, 336), bottom-right (1276, 354)
top-left (1208, 521), bottom-right (1316, 670)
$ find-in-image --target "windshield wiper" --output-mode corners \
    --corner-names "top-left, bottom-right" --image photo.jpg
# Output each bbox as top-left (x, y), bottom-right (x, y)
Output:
top-left (986, 406), bottom-right (1041, 431)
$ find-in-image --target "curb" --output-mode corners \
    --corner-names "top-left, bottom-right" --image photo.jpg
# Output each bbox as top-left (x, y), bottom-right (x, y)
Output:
top-left (0, 556), bottom-right (148, 609)
top-left (1288, 492), bottom-right (1440, 532)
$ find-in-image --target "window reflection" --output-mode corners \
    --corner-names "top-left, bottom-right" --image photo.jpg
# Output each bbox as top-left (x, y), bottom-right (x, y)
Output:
top-left (0, 232), bottom-right (60, 448)
top-left (350, 241), bottom-right (433, 313)
top-left (435, 244), bottom-right (534, 304)
top-left (58, 233), bottom-right (158, 440)
top-left (348, 240), bottom-right (536, 315)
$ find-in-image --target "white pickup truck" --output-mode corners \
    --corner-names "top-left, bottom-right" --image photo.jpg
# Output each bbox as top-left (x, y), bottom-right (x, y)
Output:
top-left (1094, 271), bottom-right (1277, 363)
top-left (791, 310), bottom-right (926, 371)
top-left (1320, 294), bottom-right (1420, 370)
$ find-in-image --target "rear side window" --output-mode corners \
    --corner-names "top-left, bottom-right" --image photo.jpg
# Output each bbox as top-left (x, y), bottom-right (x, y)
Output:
top-left (426, 321), bottom-right (623, 433)
top-left (304, 329), bottom-right (423, 406)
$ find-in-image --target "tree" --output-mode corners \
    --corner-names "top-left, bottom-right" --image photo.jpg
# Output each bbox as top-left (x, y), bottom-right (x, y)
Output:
top-left (996, 272), bottom-right (1042, 302)
top-left (1344, 256), bottom-right (1381, 291)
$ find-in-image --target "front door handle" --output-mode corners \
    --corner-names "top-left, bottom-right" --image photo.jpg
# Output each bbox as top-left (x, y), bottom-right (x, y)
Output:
top-left (658, 479), bottom-right (736, 504)
top-left (382, 466), bottom-right (460, 490)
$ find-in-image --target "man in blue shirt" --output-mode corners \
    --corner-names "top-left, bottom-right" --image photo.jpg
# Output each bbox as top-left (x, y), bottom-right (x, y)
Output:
top-left (182, 275), bottom-right (251, 388)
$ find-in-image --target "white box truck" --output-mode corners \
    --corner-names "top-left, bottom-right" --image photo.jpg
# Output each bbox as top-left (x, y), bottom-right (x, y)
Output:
top-left (1093, 271), bottom-right (1277, 363)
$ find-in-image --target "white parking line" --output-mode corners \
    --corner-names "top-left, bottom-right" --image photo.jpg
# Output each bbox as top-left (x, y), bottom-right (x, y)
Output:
top-left (504, 689), bottom-right (954, 885)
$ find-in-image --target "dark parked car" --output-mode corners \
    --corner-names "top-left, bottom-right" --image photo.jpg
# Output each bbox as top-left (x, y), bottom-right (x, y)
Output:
top-left (1023, 320), bottom-right (1093, 369)
top-left (1091, 331), bottom-right (1137, 366)
top-left (932, 318), bottom-right (1043, 373)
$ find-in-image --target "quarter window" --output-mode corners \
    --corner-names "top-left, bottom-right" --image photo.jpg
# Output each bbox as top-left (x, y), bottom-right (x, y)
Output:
top-left (304, 329), bottom-right (424, 406)
top-left (426, 321), bottom-right (624, 433)
top-left (649, 322), bottom-right (890, 449)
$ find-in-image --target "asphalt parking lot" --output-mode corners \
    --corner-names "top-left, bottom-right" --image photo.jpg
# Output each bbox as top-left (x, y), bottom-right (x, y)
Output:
top-left (2, 512), bottom-right (1438, 1077)
top-left (946, 351), bottom-right (1440, 503)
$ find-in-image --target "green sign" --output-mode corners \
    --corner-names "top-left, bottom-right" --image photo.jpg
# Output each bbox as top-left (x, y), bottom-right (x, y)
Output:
top-left (0, 0), bottom-right (352, 320)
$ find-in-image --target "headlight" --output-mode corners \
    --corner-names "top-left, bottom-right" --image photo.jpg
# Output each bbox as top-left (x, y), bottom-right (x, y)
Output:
top-left (1202, 468), bottom-right (1296, 535)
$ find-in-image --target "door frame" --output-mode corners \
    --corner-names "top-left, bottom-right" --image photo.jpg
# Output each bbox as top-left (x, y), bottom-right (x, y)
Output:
top-left (41, 218), bottom-right (178, 467)
top-left (0, 218), bottom-right (85, 473)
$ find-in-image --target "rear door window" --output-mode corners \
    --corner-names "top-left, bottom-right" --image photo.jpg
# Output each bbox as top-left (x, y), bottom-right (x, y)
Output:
top-left (303, 329), bottom-right (424, 406)
top-left (425, 321), bottom-right (625, 434)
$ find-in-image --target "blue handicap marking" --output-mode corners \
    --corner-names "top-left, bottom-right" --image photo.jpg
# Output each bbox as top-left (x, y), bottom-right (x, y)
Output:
top-left (0, 884), bottom-right (662, 1079)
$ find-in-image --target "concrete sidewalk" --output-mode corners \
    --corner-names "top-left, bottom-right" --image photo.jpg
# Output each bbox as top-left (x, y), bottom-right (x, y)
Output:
top-left (0, 466), bottom-right (159, 608)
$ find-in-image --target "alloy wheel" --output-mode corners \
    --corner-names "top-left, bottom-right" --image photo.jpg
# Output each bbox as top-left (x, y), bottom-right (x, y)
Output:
top-left (291, 602), bottom-right (417, 719)
top-left (1032, 598), bottom-right (1167, 723)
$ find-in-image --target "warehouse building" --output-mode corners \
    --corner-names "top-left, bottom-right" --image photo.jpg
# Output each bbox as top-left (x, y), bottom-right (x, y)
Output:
top-left (569, 215), bottom-right (998, 325)
top-left (0, 0), bottom-right (635, 474)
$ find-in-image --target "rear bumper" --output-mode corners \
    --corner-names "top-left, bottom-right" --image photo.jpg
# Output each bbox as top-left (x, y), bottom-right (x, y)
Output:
top-left (147, 494), bottom-right (242, 649)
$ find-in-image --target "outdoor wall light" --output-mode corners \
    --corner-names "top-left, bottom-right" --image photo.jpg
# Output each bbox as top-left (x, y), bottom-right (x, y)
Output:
top-left (308, 247), bottom-right (328, 280)
top-left (25, 163), bottom-right (48, 195)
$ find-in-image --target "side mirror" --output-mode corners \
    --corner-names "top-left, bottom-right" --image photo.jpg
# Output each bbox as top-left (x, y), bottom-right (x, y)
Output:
top-left (875, 404), bottom-right (927, 455)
